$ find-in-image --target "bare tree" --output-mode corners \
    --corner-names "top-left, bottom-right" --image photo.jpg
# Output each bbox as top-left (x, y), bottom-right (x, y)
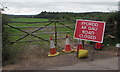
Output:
top-left (0, 3), bottom-right (9, 14)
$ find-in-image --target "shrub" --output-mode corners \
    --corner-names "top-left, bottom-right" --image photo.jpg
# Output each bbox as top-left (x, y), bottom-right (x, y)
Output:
top-left (2, 14), bottom-right (14, 65)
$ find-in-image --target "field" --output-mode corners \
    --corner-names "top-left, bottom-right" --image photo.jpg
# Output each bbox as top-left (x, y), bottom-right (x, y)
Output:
top-left (6, 18), bottom-right (75, 41)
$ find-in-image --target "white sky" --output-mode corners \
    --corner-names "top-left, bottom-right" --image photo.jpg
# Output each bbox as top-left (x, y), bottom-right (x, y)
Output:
top-left (0, 0), bottom-right (120, 15)
top-left (1, 0), bottom-right (120, 2)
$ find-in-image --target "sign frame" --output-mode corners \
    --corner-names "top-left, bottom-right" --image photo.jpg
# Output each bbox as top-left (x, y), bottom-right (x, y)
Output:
top-left (73, 19), bottom-right (106, 43)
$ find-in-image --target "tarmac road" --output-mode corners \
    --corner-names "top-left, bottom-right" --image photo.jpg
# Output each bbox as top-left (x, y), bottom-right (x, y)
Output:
top-left (48, 57), bottom-right (118, 70)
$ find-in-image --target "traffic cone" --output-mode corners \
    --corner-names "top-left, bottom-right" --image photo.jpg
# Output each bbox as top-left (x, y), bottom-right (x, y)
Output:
top-left (63, 34), bottom-right (73, 53)
top-left (74, 39), bottom-right (84, 52)
top-left (77, 39), bottom-right (84, 50)
top-left (48, 36), bottom-right (59, 57)
top-left (94, 43), bottom-right (103, 50)
top-left (76, 40), bottom-right (85, 58)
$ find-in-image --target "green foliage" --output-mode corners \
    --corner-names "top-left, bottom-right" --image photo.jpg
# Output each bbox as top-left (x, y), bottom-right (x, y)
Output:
top-left (2, 14), bottom-right (12, 64)
top-left (2, 14), bottom-right (10, 25)
top-left (106, 12), bottom-right (120, 43)
top-left (107, 12), bottom-right (120, 23)
top-left (34, 11), bottom-right (113, 21)
top-left (2, 15), bottom-right (23, 65)
top-left (103, 36), bottom-right (117, 46)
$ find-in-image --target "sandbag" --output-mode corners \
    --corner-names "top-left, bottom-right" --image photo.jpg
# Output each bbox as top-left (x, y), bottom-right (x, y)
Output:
top-left (78, 49), bottom-right (88, 58)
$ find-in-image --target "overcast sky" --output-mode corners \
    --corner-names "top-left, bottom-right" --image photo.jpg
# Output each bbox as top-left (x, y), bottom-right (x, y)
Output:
top-left (0, 0), bottom-right (120, 15)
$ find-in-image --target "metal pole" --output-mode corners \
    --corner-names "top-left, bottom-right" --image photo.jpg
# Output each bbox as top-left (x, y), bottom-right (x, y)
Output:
top-left (91, 50), bottom-right (94, 61)
top-left (91, 43), bottom-right (95, 61)
top-left (76, 39), bottom-right (80, 58)
top-left (54, 21), bottom-right (57, 46)
top-left (0, 13), bottom-right (2, 71)
top-left (82, 40), bottom-right (84, 48)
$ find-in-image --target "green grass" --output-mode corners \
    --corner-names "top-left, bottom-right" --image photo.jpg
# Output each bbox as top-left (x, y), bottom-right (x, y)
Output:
top-left (8, 18), bottom-right (50, 27)
top-left (9, 18), bottom-right (75, 27)
top-left (7, 23), bottom-right (54, 27)
top-left (11, 18), bottom-right (48, 22)
top-left (7, 18), bottom-right (75, 42)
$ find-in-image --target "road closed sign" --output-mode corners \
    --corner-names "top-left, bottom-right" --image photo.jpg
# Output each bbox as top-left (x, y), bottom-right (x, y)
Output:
top-left (74, 20), bottom-right (106, 43)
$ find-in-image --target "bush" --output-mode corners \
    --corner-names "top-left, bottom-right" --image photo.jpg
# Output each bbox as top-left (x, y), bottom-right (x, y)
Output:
top-left (106, 12), bottom-right (120, 43)
top-left (2, 14), bottom-right (15, 65)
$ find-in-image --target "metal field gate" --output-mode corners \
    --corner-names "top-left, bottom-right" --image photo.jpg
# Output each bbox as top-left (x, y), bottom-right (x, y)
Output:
top-left (4, 19), bottom-right (75, 47)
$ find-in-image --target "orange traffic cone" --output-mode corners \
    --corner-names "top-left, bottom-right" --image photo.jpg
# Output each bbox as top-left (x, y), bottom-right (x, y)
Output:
top-left (48, 36), bottom-right (59, 57)
top-left (74, 39), bottom-right (84, 52)
top-left (77, 39), bottom-right (84, 50)
top-left (94, 43), bottom-right (103, 50)
top-left (63, 34), bottom-right (73, 53)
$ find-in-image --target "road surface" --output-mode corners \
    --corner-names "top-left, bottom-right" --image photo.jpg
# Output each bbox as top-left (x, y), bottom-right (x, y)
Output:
top-left (48, 57), bottom-right (118, 70)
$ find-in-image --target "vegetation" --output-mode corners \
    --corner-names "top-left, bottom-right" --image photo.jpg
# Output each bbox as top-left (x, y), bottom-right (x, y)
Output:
top-left (2, 14), bottom-right (13, 65)
top-left (106, 11), bottom-right (120, 43)
top-left (9, 11), bottom-right (113, 21)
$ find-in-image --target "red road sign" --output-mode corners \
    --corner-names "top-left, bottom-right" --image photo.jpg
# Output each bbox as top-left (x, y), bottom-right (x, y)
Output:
top-left (74, 20), bottom-right (106, 43)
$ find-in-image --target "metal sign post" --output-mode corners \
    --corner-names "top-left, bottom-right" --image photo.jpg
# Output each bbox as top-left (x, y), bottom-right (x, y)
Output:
top-left (74, 19), bottom-right (106, 43)
top-left (74, 19), bottom-right (106, 61)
